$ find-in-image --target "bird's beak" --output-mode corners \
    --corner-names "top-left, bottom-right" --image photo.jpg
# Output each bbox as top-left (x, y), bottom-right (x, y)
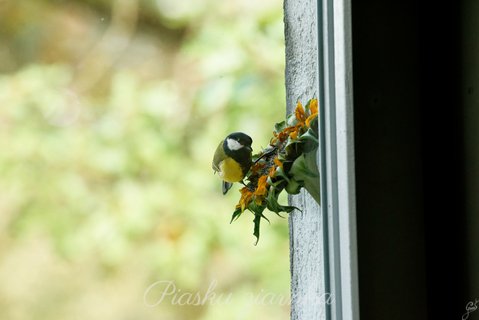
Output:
top-left (246, 146), bottom-right (253, 152)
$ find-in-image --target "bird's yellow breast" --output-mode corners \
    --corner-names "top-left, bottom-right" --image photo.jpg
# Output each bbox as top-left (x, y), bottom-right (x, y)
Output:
top-left (219, 158), bottom-right (244, 183)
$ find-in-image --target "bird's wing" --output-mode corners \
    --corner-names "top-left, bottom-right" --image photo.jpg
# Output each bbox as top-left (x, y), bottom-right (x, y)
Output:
top-left (212, 140), bottom-right (225, 173)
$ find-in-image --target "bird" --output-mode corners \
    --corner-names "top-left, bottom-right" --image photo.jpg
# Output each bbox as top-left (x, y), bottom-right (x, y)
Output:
top-left (212, 132), bottom-right (253, 194)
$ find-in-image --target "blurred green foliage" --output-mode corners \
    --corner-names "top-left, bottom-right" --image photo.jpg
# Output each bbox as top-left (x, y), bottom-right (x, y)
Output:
top-left (0, 0), bottom-right (288, 319)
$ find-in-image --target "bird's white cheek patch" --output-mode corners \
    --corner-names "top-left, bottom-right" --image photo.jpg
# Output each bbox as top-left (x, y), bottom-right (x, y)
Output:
top-left (226, 138), bottom-right (243, 151)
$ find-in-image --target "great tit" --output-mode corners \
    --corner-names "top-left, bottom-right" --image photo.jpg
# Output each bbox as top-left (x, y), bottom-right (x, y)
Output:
top-left (212, 132), bottom-right (253, 194)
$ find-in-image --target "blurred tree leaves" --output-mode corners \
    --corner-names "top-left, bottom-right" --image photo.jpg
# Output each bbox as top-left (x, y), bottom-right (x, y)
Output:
top-left (0, 0), bottom-right (289, 319)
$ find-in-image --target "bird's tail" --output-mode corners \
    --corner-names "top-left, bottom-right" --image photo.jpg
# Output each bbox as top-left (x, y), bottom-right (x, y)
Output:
top-left (222, 181), bottom-right (233, 195)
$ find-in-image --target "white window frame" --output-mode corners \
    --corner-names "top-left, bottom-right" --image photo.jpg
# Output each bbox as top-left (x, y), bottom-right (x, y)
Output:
top-left (318, 0), bottom-right (359, 319)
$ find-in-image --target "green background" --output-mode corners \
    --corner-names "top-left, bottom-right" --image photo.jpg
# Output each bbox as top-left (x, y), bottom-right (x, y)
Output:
top-left (0, 0), bottom-right (289, 319)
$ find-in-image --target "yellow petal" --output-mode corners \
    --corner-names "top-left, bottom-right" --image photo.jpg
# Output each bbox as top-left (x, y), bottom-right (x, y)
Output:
top-left (295, 101), bottom-right (306, 122)
top-left (309, 98), bottom-right (318, 115)
top-left (254, 175), bottom-right (268, 197)
top-left (305, 113), bottom-right (318, 128)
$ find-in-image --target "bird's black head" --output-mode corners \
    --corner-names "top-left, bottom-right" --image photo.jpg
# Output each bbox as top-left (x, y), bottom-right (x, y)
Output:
top-left (224, 132), bottom-right (252, 152)
top-left (223, 132), bottom-right (253, 174)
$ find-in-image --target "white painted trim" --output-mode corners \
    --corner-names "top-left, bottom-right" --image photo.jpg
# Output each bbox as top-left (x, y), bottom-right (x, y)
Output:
top-left (317, 0), bottom-right (359, 319)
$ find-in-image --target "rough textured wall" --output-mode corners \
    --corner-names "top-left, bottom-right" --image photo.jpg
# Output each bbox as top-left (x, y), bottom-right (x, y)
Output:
top-left (284, 0), bottom-right (325, 319)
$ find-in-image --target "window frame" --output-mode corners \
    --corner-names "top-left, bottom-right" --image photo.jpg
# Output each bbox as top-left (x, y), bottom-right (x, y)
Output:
top-left (316, 0), bottom-right (359, 319)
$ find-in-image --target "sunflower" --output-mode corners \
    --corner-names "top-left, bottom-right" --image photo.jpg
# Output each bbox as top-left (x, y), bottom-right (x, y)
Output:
top-left (229, 98), bottom-right (320, 244)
